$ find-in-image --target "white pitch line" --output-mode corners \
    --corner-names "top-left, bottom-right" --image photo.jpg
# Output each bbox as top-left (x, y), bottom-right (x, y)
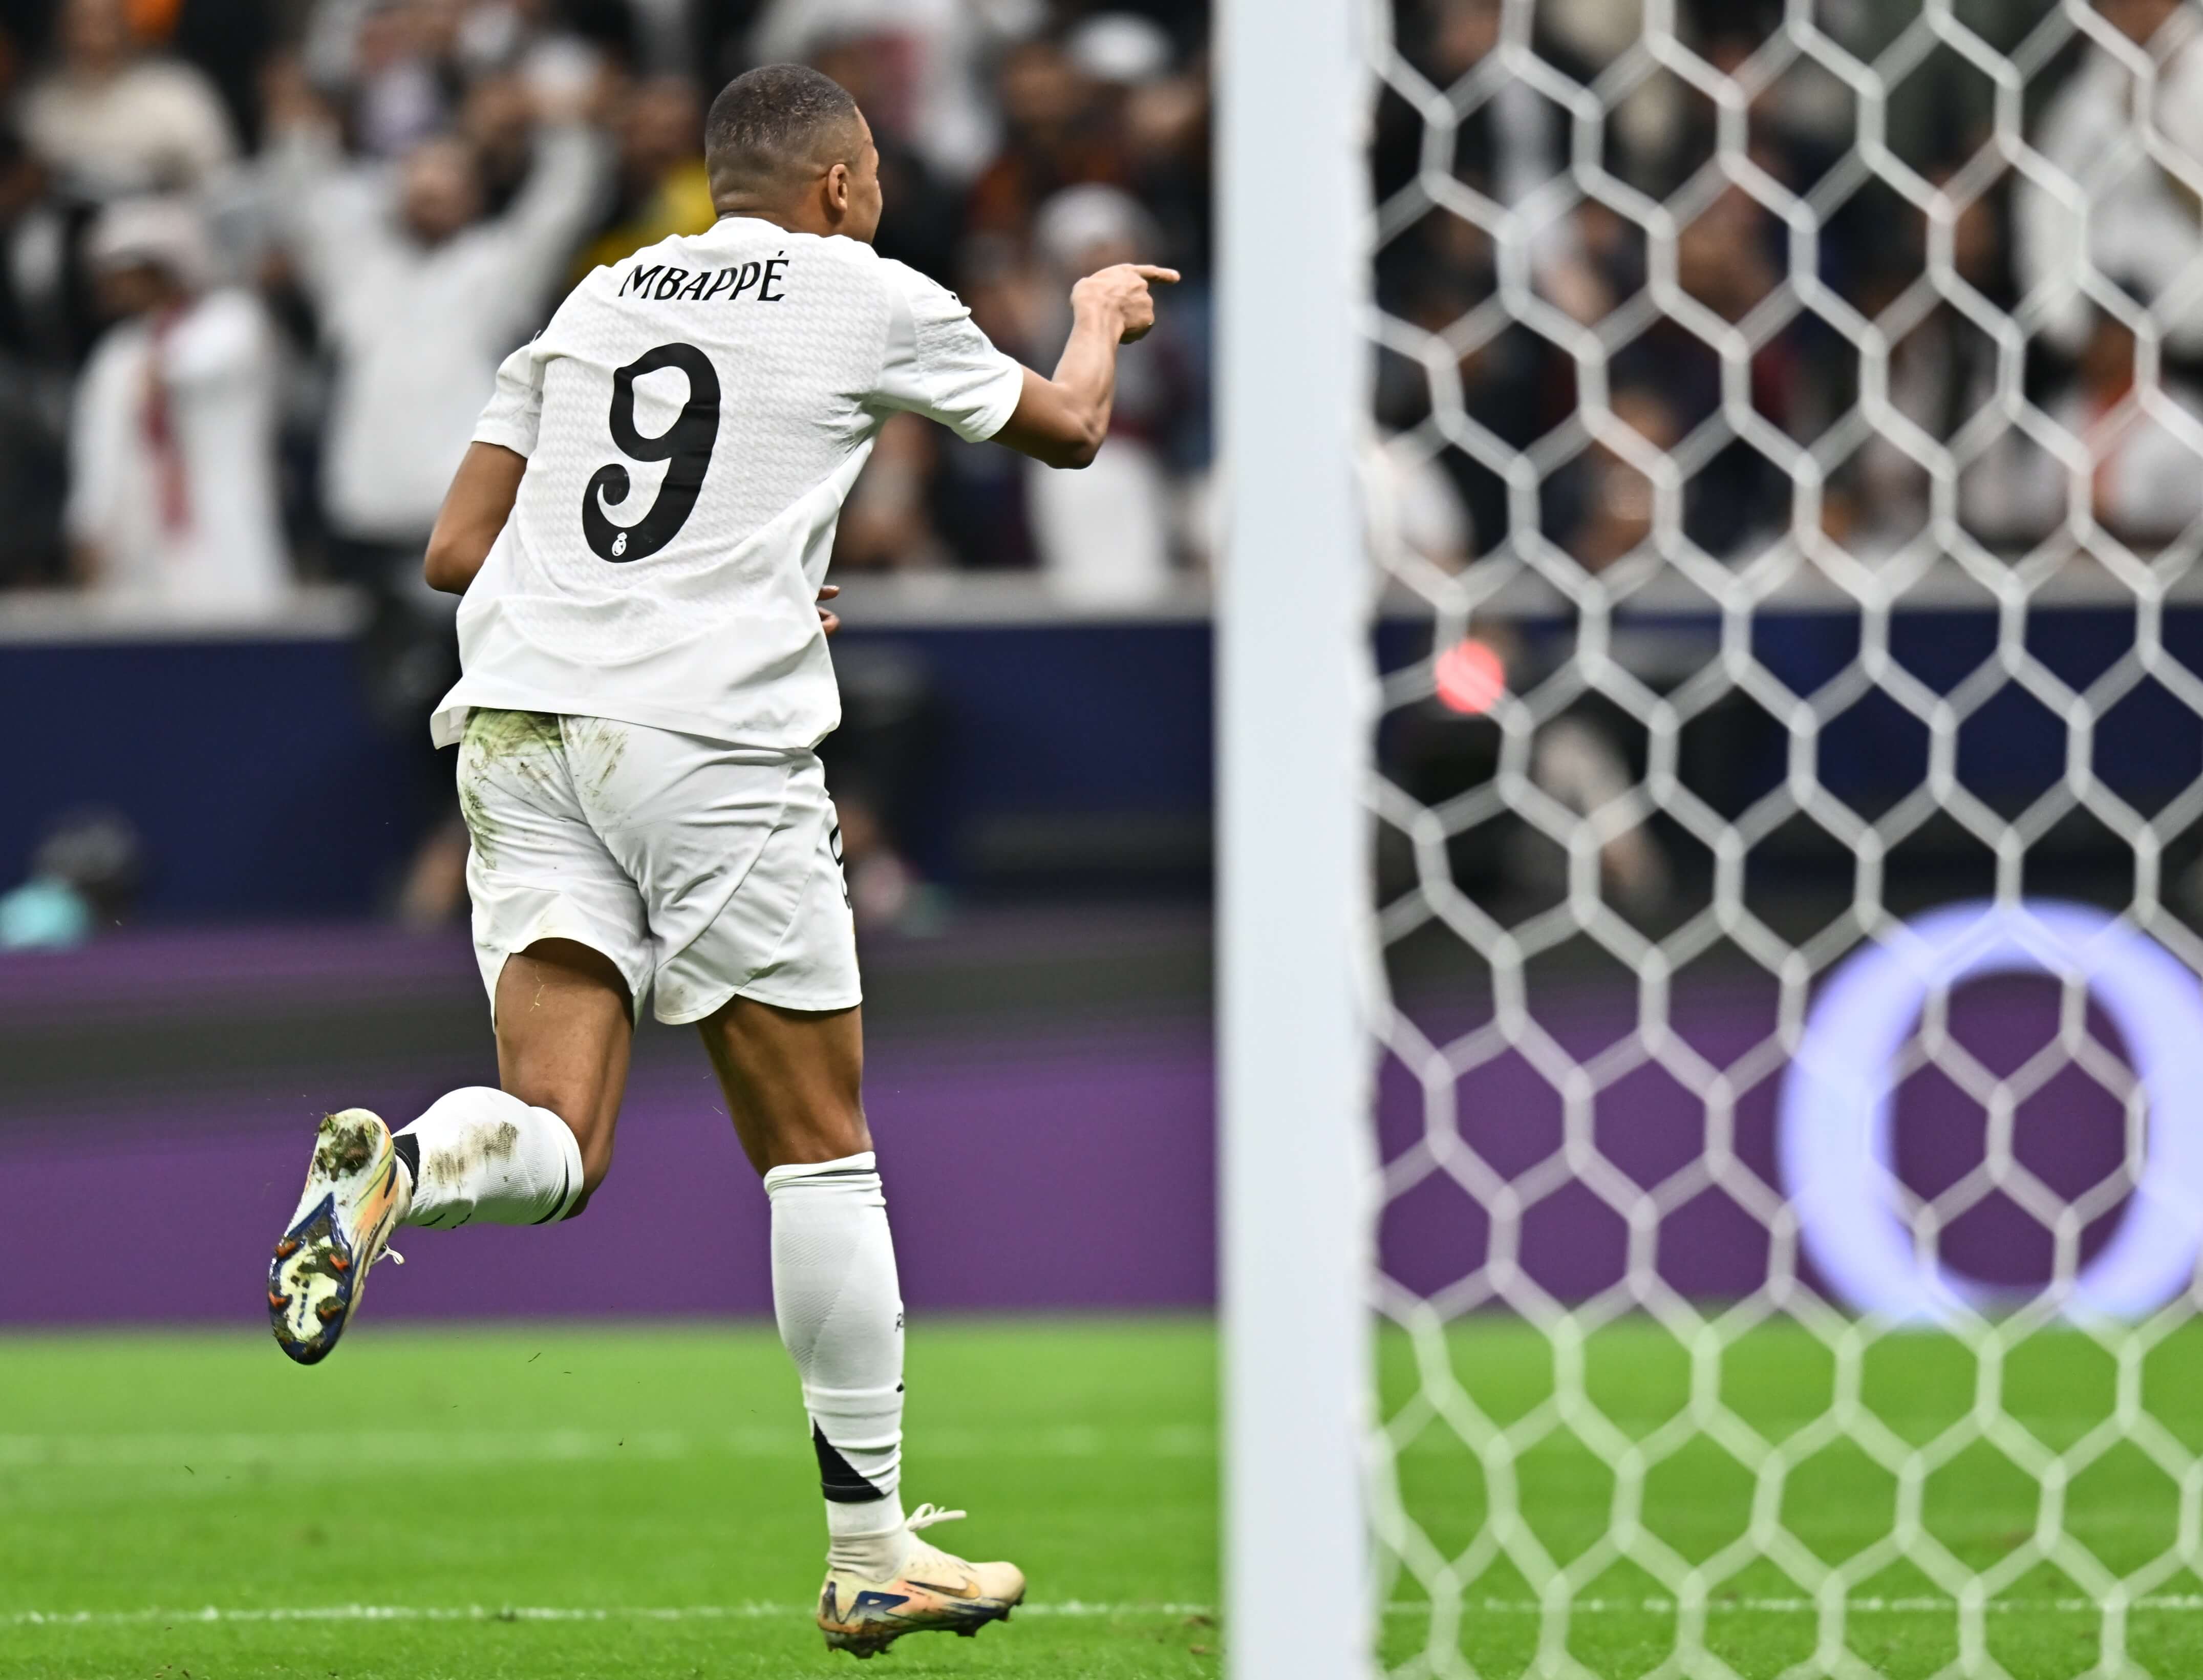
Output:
top-left (18, 1598), bottom-right (2203, 1629)
top-left (1389, 1597), bottom-right (2203, 1617)
top-left (0, 1424), bottom-right (1216, 1471)
top-left (6, 1602), bottom-right (1213, 1628)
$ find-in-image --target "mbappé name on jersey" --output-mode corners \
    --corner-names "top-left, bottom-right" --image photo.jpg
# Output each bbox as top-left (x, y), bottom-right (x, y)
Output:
top-left (431, 216), bottom-right (1025, 754)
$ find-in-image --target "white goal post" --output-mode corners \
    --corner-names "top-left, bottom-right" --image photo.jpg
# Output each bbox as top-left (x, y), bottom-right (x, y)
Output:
top-left (1218, 0), bottom-right (1374, 1675)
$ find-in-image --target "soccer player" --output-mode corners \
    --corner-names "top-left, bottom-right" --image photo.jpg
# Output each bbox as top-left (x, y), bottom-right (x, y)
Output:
top-left (264, 63), bottom-right (1175, 1660)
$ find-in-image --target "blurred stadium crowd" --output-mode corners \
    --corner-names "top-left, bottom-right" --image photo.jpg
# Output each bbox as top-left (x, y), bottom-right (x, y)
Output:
top-left (0, 0), bottom-right (1213, 613)
top-left (1373, 0), bottom-right (2203, 577)
top-left (14, 0), bottom-right (2202, 620)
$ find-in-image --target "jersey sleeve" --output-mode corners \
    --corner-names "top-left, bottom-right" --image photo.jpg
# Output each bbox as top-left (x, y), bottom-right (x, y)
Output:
top-left (871, 261), bottom-right (1027, 443)
top-left (473, 336), bottom-right (547, 457)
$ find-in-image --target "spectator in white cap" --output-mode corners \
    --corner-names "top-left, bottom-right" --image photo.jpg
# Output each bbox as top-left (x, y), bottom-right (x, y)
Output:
top-left (1063, 12), bottom-right (1176, 89)
top-left (66, 195), bottom-right (289, 610)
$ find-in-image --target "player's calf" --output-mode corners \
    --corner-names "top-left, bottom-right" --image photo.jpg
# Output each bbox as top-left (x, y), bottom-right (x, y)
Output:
top-left (762, 1153), bottom-right (1030, 1657)
top-left (267, 1089), bottom-right (587, 1365)
top-left (394, 1088), bottom-right (587, 1229)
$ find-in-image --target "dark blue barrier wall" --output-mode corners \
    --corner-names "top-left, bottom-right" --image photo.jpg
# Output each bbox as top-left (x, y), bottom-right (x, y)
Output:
top-left (10, 603), bottom-right (2197, 918)
top-left (1386, 603), bottom-right (2203, 815)
top-left (1740, 607), bottom-right (2203, 811)
top-left (1, 623), bottom-right (1216, 917)
top-left (1, 640), bottom-right (424, 917)
top-left (832, 623), bottom-right (1213, 883)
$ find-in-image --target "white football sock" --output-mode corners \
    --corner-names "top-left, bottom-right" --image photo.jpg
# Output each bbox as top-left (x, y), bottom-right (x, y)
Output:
top-left (394, 1087), bottom-right (585, 1228)
top-left (764, 1151), bottom-right (909, 1578)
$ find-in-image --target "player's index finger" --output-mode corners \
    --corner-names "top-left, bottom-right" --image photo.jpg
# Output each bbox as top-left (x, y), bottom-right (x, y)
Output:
top-left (1133, 265), bottom-right (1182, 283)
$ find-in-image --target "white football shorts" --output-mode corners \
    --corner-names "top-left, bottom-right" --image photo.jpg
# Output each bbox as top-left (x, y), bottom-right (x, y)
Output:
top-left (454, 708), bottom-right (859, 1024)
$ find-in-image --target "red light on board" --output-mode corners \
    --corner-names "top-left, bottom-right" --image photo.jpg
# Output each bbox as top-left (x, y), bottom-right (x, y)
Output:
top-left (1434, 638), bottom-right (1506, 715)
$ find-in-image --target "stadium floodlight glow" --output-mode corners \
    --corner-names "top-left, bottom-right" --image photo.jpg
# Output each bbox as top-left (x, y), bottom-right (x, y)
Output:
top-left (1777, 900), bottom-right (2203, 1325)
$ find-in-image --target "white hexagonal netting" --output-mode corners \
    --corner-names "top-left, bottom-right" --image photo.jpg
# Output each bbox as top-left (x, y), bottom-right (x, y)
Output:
top-left (1362, 1), bottom-right (2203, 1673)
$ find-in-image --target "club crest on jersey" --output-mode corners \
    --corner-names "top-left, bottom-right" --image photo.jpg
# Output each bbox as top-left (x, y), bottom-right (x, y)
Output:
top-left (611, 531), bottom-right (627, 556)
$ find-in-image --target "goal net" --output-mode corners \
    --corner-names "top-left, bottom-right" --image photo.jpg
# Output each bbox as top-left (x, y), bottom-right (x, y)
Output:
top-left (1356, 0), bottom-right (2203, 1675)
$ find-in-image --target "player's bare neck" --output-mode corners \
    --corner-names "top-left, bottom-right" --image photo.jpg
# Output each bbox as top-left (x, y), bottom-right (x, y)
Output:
top-left (713, 188), bottom-right (844, 240)
top-left (716, 203), bottom-right (808, 235)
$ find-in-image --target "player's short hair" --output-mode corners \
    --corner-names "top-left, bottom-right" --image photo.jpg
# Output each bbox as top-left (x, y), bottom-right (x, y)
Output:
top-left (704, 65), bottom-right (863, 196)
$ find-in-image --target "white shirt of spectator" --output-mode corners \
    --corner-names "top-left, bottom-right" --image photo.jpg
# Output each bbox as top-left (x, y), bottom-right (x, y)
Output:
top-left (273, 123), bottom-right (610, 544)
top-left (65, 286), bottom-right (289, 609)
top-left (1969, 380), bottom-right (2203, 544)
top-left (2017, 9), bottom-right (2203, 355)
top-left (21, 59), bottom-right (237, 199)
top-left (432, 218), bottom-right (1025, 751)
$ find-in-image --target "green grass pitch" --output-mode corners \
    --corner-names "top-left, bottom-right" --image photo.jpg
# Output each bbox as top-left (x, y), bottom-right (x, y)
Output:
top-left (4, 1316), bottom-right (2201, 1677)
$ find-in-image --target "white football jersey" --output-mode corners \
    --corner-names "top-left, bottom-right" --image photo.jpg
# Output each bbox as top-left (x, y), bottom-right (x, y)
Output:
top-left (430, 216), bottom-right (1026, 751)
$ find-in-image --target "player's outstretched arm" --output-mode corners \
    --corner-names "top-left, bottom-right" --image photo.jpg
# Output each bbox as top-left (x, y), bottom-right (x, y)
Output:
top-left (424, 442), bottom-right (528, 594)
top-left (993, 263), bottom-right (1179, 471)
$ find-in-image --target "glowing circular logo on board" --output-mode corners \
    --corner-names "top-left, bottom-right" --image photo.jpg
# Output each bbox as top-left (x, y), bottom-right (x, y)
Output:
top-left (1776, 900), bottom-right (2203, 1324)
